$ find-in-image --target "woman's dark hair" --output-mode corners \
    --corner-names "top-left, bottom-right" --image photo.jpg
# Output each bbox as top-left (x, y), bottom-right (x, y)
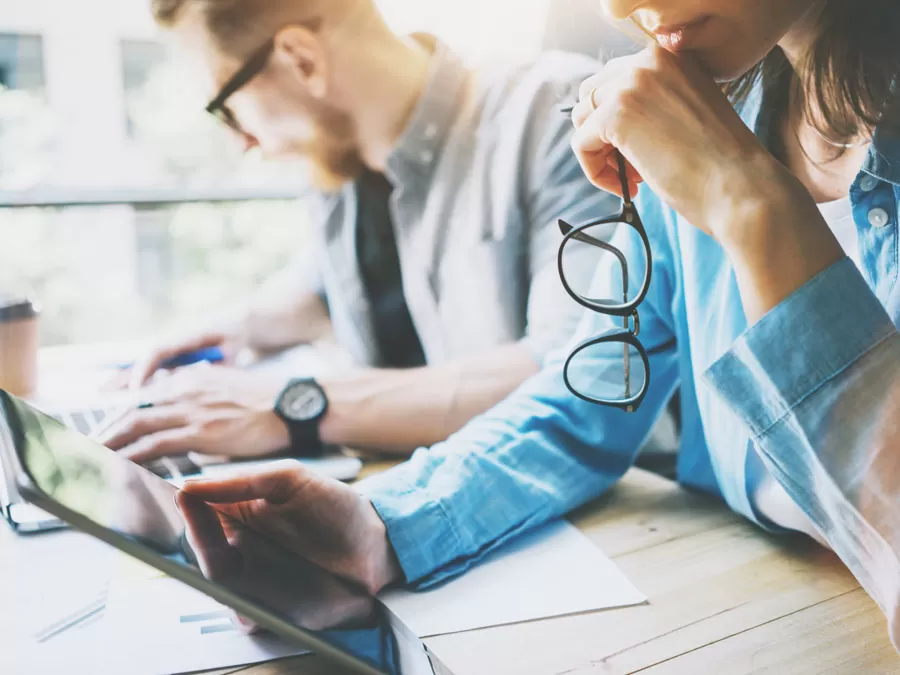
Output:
top-left (726, 0), bottom-right (900, 143)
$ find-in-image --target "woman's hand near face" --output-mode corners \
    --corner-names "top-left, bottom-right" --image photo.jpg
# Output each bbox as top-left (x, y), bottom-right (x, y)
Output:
top-left (571, 47), bottom-right (787, 239)
top-left (571, 46), bottom-right (844, 323)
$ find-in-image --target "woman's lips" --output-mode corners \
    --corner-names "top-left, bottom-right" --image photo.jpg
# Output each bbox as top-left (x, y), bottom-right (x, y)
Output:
top-left (652, 16), bottom-right (712, 52)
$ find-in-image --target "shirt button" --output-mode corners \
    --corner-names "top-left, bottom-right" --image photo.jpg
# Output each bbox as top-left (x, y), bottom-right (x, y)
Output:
top-left (869, 208), bottom-right (890, 228)
top-left (424, 123), bottom-right (438, 140)
top-left (419, 149), bottom-right (434, 164)
top-left (860, 175), bottom-right (879, 192)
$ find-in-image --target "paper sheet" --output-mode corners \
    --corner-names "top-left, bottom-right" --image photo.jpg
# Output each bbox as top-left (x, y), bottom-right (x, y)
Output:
top-left (26, 576), bottom-right (308, 675)
top-left (85, 553), bottom-right (308, 675)
top-left (3, 531), bottom-right (114, 675)
top-left (22, 520), bottom-right (643, 674)
top-left (107, 576), bottom-right (308, 674)
top-left (379, 520), bottom-right (646, 637)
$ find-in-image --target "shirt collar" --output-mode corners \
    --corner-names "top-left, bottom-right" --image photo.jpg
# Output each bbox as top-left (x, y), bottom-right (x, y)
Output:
top-left (740, 73), bottom-right (900, 188)
top-left (863, 103), bottom-right (900, 187)
top-left (383, 35), bottom-right (469, 186)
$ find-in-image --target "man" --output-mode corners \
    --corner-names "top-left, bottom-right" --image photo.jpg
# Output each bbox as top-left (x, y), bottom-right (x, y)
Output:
top-left (102, 0), bottom-right (616, 462)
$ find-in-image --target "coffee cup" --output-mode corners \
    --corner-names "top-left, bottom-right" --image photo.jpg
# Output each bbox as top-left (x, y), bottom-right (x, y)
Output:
top-left (0, 296), bottom-right (40, 397)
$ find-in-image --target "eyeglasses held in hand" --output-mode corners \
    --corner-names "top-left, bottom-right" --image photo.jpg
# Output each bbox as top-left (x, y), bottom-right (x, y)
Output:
top-left (557, 146), bottom-right (652, 412)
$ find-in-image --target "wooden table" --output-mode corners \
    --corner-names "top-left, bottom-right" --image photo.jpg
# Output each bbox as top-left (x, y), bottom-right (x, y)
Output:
top-left (208, 468), bottom-right (899, 675)
top-left (4, 468), bottom-right (897, 674)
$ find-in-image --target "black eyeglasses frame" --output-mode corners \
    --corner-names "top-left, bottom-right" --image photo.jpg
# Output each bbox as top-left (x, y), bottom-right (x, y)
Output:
top-left (205, 18), bottom-right (323, 133)
top-left (556, 149), bottom-right (653, 412)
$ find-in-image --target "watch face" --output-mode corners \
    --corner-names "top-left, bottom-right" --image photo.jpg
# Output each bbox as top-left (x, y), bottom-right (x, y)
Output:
top-left (280, 383), bottom-right (327, 422)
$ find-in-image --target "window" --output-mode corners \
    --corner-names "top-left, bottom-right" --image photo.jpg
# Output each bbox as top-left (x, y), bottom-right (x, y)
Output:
top-left (0, 201), bottom-right (309, 345)
top-left (0, 33), bottom-right (54, 193)
top-left (121, 39), bottom-right (166, 137)
top-left (0, 8), bottom-right (308, 347)
top-left (0, 33), bottom-right (45, 91)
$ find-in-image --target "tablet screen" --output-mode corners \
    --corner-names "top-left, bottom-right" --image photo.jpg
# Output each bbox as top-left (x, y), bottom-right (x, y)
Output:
top-left (1, 391), bottom-right (423, 675)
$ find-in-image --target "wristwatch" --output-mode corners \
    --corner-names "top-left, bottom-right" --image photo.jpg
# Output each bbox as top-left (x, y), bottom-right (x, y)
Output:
top-left (274, 378), bottom-right (329, 457)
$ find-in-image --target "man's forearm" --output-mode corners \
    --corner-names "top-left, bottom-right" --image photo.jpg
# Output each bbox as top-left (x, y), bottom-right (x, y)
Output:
top-left (240, 291), bottom-right (332, 355)
top-left (319, 343), bottom-right (539, 454)
top-left (217, 255), bottom-right (333, 355)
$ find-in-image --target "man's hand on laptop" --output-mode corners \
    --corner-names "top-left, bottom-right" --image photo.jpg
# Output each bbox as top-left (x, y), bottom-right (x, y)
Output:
top-left (179, 466), bottom-right (403, 596)
top-left (99, 366), bottom-right (292, 463)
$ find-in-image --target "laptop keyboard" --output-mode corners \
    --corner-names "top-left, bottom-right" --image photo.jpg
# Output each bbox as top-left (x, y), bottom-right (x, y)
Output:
top-left (51, 408), bottom-right (201, 480)
top-left (143, 456), bottom-right (202, 480)
top-left (54, 407), bottom-right (110, 436)
top-left (4, 405), bottom-right (205, 533)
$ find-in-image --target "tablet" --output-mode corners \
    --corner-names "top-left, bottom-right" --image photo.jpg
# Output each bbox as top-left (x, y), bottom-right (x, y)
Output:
top-left (0, 390), bottom-right (449, 675)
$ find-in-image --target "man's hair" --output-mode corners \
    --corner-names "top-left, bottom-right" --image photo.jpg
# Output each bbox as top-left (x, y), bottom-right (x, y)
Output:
top-left (727, 0), bottom-right (900, 145)
top-left (152, 0), bottom-right (371, 55)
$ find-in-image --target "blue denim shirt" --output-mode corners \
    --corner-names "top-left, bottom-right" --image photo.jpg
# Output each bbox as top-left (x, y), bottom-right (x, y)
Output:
top-left (359, 75), bottom-right (900, 631)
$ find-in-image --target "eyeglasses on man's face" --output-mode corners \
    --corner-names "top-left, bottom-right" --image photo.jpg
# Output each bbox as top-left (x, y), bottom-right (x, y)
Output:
top-left (205, 19), bottom-right (322, 135)
top-left (205, 39), bottom-right (276, 136)
top-left (557, 151), bottom-right (652, 412)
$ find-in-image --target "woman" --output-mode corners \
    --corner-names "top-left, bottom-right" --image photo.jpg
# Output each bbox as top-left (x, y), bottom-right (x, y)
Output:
top-left (178, 0), bottom-right (900, 653)
top-left (568, 0), bottom-right (900, 640)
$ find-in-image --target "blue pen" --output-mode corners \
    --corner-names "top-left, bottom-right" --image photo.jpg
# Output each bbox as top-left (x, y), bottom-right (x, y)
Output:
top-left (159, 346), bottom-right (225, 369)
top-left (115, 346), bottom-right (226, 371)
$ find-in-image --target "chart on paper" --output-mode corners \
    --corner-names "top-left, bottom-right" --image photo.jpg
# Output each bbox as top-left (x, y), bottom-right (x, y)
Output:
top-left (99, 566), bottom-right (308, 675)
top-left (179, 608), bottom-right (239, 636)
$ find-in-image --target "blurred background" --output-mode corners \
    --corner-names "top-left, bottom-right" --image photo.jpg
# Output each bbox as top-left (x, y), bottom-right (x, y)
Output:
top-left (0, 0), bottom-right (636, 346)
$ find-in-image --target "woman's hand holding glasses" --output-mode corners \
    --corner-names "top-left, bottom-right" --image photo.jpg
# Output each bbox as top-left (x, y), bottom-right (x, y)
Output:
top-left (569, 45), bottom-right (783, 243)
top-left (557, 45), bottom-right (790, 411)
top-left (567, 45), bottom-right (842, 325)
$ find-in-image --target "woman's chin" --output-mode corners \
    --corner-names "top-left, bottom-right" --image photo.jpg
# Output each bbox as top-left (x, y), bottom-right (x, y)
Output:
top-left (689, 48), bottom-right (767, 84)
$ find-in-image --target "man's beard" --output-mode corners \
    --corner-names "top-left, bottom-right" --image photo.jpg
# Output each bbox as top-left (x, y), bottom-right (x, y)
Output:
top-left (297, 101), bottom-right (364, 192)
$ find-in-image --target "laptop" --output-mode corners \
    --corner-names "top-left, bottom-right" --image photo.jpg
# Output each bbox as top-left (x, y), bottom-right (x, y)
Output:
top-left (0, 390), bottom-right (451, 675)
top-left (1, 393), bottom-right (362, 534)
top-left (3, 344), bottom-right (362, 533)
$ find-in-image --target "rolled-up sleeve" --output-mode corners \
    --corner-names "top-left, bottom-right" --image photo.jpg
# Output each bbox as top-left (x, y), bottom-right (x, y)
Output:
top-left (358, 217), bottom-right (680, 588)
top-left (358, 343), bottom-right (679, 587)
top-left (705, 257), bottom-right (900, 646)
